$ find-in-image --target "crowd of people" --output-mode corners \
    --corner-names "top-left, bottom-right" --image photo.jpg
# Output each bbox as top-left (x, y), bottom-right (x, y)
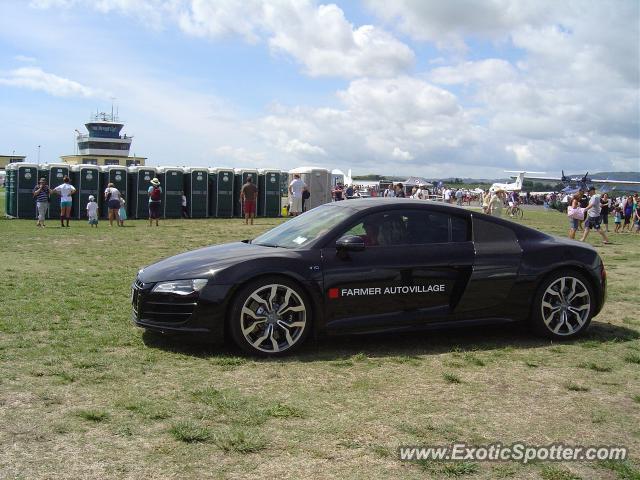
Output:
top-left (30, 174), bottom-right (640, 241)
top-left (566, 189), bottom-right (639, 243)
top-left (31, 175), bottom-right (191, 228)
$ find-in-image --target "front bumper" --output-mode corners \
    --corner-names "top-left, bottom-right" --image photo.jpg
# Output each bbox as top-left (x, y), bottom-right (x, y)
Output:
top-left (131, 278), bottom-right (233, 342)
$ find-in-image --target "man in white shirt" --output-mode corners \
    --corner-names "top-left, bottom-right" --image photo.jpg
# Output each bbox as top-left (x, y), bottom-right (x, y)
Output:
top-left (288, 174), bottom-right (307, 216)
top-left (581, 187), bottom-right (611, 244)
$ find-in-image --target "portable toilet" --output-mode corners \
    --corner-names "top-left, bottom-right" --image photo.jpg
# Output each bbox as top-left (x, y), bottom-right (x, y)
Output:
top-left (184, 167), bottom-right (208, 218)
top-left (160, 166), bottom-right (184, 218)
top-left (288, 167), bottom-right (331, 211)
top-left (99, 165), bottom-right (128, 218)
top-left (71, 165), bottom-right (100, 219)
top-left (258, 169), bottom-right (281, 217)
top-left (10, 163), bottom-right (39, 219)
top-left (280, 170), bottom-right (289, 197)
top-left (207, 168), bottom-right (218, 218)
top-left (233, 168), bottom-right (259, 217)
top-left (128, 166), bottom-right (156, 219)
top-left (41, 163), bottom-right (71, 219)
top-left (5, 163), bottom-right (16, 217)
top-left (210, 168), bottom-right (234, 217)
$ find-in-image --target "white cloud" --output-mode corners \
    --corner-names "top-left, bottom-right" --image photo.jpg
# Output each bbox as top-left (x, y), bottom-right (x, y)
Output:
top-left (430, 59), bottom-right (517, 85)
top-left (283, 139), bottom-right (326, 156)
top-left (265, 3), bottom-right (414, 77)
top-left (392, 147), bottom-right (413, 160)
top-left (0, 67), bottom-right (108, 98)
top-left (14, 55), bottom-right (37, 63)
top-left (29, 0), bottom-right (414, 79)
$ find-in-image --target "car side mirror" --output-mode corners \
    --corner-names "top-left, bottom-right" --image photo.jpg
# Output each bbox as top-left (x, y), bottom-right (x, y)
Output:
top-left (336, 235), bottom-right (365, 252)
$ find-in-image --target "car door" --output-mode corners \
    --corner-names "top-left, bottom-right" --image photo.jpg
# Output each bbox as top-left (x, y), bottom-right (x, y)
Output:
top-left (320, 209), bottom-right (474, 333)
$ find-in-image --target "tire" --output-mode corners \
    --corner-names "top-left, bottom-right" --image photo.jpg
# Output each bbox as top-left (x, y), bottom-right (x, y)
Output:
top-left (228, 276), bottom-right (311, 356)
top-left (531, 269), bottom-right (594, 340)
top-left (515, 207), bottom-right (524, 219)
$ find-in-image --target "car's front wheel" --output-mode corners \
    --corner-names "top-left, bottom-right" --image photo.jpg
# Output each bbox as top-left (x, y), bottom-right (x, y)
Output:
top-left (229, 277), bottom-right (311, 356)
top-left (532, 270), bottom-right (594, 339)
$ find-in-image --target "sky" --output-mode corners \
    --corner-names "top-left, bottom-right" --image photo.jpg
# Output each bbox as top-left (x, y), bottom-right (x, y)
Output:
top-left (0, 0), bottom-right (638, 179)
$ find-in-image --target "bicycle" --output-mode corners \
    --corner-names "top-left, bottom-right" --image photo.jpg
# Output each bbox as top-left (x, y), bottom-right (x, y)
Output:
top-left (508, 205), bottom-right (524, 219)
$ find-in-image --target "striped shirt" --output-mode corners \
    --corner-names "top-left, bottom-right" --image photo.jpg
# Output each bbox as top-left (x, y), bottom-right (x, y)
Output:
top-left (33, 185), bottom-right (50, 203)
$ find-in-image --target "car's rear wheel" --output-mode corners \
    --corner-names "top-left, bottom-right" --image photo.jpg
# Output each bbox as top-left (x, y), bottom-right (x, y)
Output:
top-left (229, 277), bottom-right (311, 356)
top-left (532, 269), bottom-right (594, 339)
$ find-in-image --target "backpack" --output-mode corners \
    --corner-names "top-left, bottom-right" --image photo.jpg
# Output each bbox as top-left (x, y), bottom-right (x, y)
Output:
top-left (150, 186), bottom-right (161, 201)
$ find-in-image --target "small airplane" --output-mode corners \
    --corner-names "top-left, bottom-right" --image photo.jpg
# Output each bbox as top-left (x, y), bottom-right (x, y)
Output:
top-left (489, 171), bottom-right (545, 193)
top-left (514, 171), bottom-right (640, 191)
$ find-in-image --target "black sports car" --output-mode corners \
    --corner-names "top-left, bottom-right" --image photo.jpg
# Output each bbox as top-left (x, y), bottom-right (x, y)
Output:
top-left (132, 199), bottom-right (606, 356)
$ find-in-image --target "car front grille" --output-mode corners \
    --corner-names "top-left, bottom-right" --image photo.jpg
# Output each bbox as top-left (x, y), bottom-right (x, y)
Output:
top-left (132, 278), bottom-right (197, 324)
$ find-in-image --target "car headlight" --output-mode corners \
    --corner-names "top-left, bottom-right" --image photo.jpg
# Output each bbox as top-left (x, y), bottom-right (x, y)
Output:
top-left (152, 279), bottom-right (208, 296)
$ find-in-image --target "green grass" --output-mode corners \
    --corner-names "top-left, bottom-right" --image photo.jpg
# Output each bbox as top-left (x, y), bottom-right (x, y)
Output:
top-left (1, 206), bottom-right (639, 478)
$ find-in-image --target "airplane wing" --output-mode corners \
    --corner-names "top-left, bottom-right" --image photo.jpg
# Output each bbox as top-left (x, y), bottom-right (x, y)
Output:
top-left (590, 178), bottom-right (640, 185)
top-left (510, 174), bottom-right (562, 182)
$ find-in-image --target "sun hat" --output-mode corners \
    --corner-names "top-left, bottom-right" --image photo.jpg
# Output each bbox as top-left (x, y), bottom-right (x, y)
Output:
top-left (150, 178), bottom-right (160, 186)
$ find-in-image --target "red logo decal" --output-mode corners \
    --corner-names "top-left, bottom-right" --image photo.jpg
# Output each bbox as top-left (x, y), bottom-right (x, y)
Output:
top-left (328, 288), bottom-right (339, 299)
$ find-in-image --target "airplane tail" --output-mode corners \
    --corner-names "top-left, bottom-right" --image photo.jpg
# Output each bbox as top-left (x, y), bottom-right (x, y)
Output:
top-left (514, 172), bottom-right (525, 190)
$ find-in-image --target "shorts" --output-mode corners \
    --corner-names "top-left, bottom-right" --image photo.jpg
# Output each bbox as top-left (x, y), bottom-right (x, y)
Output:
top-left (568, 218), bottom-right (579, 229)
top-left (149, 201), bottom-right (161, 219)
top-left (243, 200), bottom-right (256, 215)
top-left (60, 201), bottom-right (72, 209)
top-left (88, 217), bottom-right (98, 225)
top-left (585, 216), bottom-right (601, 230)
top-left (290, 197), bottom-right (303, 213)
top-left (108, 199), bottom-right (121, 210)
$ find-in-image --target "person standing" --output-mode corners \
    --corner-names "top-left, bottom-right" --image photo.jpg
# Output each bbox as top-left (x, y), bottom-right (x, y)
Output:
top-left (489, 189), bottom-right (505, 217)
top-left (240, 176), bottom-right (258, 225)
top-left (600, 193), bottom-right (611, 232)
top-left (482, 190), bottom-right (491, 213)
top-left (288, 174), bottom-right (306, 216)
top-left (118, 197), bottom-right (127, 226)
top-left (32, 177), bottom-right (50, 228)
top-left (181, 191), bottom-right (189, 218)
top-left (148, 177), bottom-right (162, 227)
top-left (455, 189), bottom-right (463, 205)
top-left (581, 187), bottom-right (611, 244)
top-left (104, 182), bottom-right (121, 227)
top-left (51, 176), bottom-right (76, 227)
top-left (86, 195), bottom-right (99, 227)
top-left (395, 183), bottom-right (405, 198)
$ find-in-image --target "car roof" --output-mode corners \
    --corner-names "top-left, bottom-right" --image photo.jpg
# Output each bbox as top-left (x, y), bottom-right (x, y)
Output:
top-left (328, 197), bottom-right (469, 214)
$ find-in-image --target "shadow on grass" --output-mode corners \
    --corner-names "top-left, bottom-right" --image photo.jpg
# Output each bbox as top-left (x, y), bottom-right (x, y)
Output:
top-left (141, 320), bottom-right (639, 362)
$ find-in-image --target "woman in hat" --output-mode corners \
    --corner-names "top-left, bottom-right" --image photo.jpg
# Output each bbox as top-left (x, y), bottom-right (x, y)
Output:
top-left (489, 189), bottom-right (505, 217)
top-left (148, 177), bottom-right (162, 226)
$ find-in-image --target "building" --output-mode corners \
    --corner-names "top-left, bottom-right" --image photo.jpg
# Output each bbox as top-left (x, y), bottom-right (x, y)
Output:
top-left (61, 111), bottom-right (146, 166)
top-left (0, 155), bottom-right (26, 169)
top-left (60, 153), bottom-right (146, 167)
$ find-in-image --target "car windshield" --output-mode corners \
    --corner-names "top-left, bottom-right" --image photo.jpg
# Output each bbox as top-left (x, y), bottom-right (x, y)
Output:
top-left (252, 204), bottom-right (354, 248)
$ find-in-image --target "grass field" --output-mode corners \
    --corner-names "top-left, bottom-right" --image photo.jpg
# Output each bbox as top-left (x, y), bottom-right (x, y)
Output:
top-left (1, 191), bottom-right (639, 479)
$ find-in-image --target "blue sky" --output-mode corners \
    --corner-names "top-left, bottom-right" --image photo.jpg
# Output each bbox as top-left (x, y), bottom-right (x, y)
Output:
top-left (0, 0), bottom-right (638, 178)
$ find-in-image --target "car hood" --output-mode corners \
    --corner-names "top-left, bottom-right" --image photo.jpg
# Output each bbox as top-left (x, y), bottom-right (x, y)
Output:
top-left (137, 241), bottom-right (280, 283)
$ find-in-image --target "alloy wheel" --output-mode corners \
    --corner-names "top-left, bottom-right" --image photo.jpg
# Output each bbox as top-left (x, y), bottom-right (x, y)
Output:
top-left (239, 283), bottom-right (307, 353)
top-left (540, 276), bottom-right (591, 336)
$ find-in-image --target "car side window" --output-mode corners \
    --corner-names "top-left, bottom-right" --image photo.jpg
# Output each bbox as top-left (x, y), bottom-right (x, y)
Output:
top-left (341, 213), bottom-right (409, 247)
top-left (451, 215), bottom-right (470, 242)
top-left (340, 210), bottom-right (470, 246)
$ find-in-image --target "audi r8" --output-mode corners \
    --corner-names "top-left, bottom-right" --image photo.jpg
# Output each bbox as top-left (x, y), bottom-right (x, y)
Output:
top-left (131, 199), bottom-right (606, 356)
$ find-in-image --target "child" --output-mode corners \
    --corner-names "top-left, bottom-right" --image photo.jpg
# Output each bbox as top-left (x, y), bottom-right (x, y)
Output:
top-left (87, 195), bottom-right (99, 227)
top-left (118, 197), bottom-right (127, 227)
top-left (614, 206), bottom-right (622, 233)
